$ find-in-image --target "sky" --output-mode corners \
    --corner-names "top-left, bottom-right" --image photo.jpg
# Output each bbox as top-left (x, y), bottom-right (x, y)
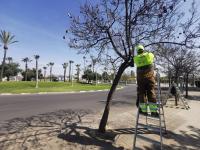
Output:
top-left (0, 0), bottom-right (200, 76)
top-left (0, 0), bottom-right (88, 75)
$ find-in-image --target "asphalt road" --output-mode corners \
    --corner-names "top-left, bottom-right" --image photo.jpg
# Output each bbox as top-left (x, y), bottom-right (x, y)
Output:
top-left (0, 84), bottom-right (137, 122)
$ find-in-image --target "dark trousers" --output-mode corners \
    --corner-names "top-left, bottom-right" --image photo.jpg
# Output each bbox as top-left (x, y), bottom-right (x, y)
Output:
top-left (137, 69), bottom-right (156, 104)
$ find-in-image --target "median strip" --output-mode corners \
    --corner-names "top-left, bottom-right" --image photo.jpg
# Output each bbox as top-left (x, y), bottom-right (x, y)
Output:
top-left (0, 87), bottom-right (124, 96)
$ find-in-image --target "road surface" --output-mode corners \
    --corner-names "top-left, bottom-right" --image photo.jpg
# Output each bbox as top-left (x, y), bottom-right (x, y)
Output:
top-left (0, 84), bottom-right (137, 122)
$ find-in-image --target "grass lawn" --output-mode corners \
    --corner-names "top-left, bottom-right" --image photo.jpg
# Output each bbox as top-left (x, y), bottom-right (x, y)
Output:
top-left (0, 81), bottom-right (112, 94)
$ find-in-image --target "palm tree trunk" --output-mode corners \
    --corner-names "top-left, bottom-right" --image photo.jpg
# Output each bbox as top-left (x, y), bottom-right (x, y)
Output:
top-left (0, 49), bottom-right (7, 82)
top-left (64, 68), bottom-right (66, 82)
top-left (44, 70), bottom-right (46, 81)
top-left (25, 62), bottom-right (28, 81)
top-left (35, 60), bottom-right (38, 88)
top-left (50, 67), bottom-right (52, 82)
top-left (98, 61), bottom-right (129, 133)
top-left (69, 63), bottom-right (71, 82)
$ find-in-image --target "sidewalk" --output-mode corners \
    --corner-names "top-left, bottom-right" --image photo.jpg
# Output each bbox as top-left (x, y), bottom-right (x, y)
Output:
top-left (108, 91), bottom-right (200, 150)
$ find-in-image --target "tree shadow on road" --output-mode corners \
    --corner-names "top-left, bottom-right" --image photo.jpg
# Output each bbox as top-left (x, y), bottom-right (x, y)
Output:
top-left (0, 109), bottom-right (124, 150)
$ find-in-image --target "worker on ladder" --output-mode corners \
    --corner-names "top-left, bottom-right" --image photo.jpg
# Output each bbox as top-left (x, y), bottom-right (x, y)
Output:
top-left (134, 44), bottom-right (159, 117)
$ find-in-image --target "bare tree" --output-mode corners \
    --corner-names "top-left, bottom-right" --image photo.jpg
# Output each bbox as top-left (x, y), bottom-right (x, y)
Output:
top-left (66, 0), bottom-right (200, 132)
top-left (182, 50), bottom-right (200, 98)
top-left (156, 45), bottom-right (200, 98)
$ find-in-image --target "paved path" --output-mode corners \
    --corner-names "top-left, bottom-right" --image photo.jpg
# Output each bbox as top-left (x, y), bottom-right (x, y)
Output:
top-left (0, 84), bottom-right (137, 122)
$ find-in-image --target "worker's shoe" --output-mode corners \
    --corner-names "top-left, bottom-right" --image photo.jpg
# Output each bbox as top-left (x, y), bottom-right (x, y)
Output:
top-left (139, 103), bottom-right (148, 116)
top-left (139, 103), bottom-right (148, 112)
top-left (149, 103), bottom-right (158, 113)
top-left (139, 108), bottom-right (147, 116)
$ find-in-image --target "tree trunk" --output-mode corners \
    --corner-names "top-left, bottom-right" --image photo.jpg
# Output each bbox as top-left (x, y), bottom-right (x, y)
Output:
top-left (44, 70), bottom-right (46, 81)
top-left (0, 49), bottom-right (7, 82)
top-left (175, 72), bottom-right (178, 84)
top-left (7, 76), bottom-right (10, 81)
top-left (98, 61), bottom-right (129, 133)
top-left (185, 73), bottom-right (189, 98)
top-left (50, 67), bottom-right (52, 82)
top-left (69, 64), bottom-right (71, 82)
top-left (64, 68), bottom-right (66, 82)
top-left (25, 62), bottom-right (28, 81)
top-left (175, 94), bottom-right (178, 106)
top-left (168, 71), bottom-right (171, 87)
top-left (36, 60), bottom-right (38, 88)
top-left (193, 74), bottom-right (195, 87)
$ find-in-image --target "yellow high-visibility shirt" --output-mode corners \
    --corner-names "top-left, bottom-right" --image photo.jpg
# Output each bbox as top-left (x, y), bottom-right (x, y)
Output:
top-left (134, 52), bottom-right (154, 68)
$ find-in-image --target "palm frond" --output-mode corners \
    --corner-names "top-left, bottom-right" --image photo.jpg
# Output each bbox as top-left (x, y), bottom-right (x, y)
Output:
top-left (8, 35), bottom-right (16, 43)
top-left (0, 30), bottom-right (18, 47)
top-left (5, 32), bottom-right (10, 43)
top-left (10, 41), bottom-right (18, 44)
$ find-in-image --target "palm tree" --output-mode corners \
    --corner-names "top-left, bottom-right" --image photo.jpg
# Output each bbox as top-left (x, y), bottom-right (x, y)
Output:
top-left (47, 62), bottom-right (54, 81)
top-left (62, 62), bottom-right (68, 82)
top-left (6, 57), bottom-right (13, 64)
top-left (43, 66), bottom-right (47, 81)
top-left (34, 55), bottom-right (40, 88)
top-left (0, 30), bottom-right (18, 81)
top-left (22, 57), bottom-right (31, 81)
top-left (69, 60), bottom-right (74, 82)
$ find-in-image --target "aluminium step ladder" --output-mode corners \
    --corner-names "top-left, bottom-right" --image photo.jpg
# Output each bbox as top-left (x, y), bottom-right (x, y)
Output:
top-left (133, 69), bottom-right (167, 150)
top-left (168, 83), bottom-right (190, 110)
top-left (180, 96), bottom-right (190, 110)
top-left (176, 87), bottom-right (190, 110)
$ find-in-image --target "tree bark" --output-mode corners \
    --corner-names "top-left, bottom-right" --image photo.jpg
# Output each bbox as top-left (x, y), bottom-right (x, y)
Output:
top-left (7, 76), bottom-right (10, 81)
top-left (0, 49), bottom-right (7, 82)
top-left (185, 73), bottom-right (189, 98)
top-left (44, 70), bottom-right (46, 81)
top-left (64, 68), bottom-right (66, 82)
top-left (50, 67), bottom-right (52, 82)
top-left (98, 61), bottom-right (129, 133)
top-left (25, 62), bottom-right (28, 81)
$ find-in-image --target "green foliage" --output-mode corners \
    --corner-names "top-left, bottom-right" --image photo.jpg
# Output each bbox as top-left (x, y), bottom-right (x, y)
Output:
top-left (21, 68), bottom-right (43, 81)
top-left (0, 63), bottom-right (21, 81)
top-left (102, 71), bottom-right (110, 82)
top-left (82, 69), bottom-right (102, 83)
